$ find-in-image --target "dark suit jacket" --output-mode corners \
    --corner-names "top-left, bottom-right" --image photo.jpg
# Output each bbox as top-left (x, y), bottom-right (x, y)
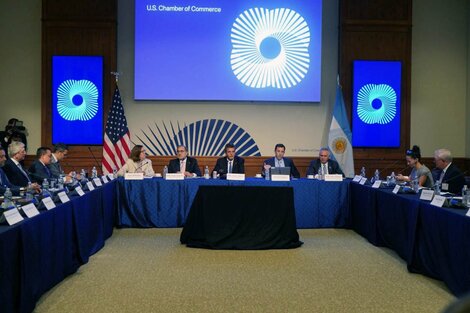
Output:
top-left (213, 156), bottom-right (245, 177)
top-left (306, 159), bottom-right (344, 176)
top-left (262, 157), bottom-right (300, 178)
top-left (2, 158), bottom-right (31, 187)
top-left (168, 156), bottom-right (202, 176)
top-left (438, 163), bottom-right (466, 194)
top-left (28, 160), bottom-right (53, 184)
top-left (0, 168), bottom-right (20, 196)
top-left (47, 159), bottom-right (62, 178)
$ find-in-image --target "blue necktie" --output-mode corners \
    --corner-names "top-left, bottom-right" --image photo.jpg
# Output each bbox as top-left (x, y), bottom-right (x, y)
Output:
top-left (228, 161), bottom-right (232, 174)
top-left (45, 165), bottom-right (52, 178)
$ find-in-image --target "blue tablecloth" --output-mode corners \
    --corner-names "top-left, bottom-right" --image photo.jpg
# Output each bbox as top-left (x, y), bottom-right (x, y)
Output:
top-left (116, 177), bottom-right (351, 229)
top-left (0, 180), bottom-right (116, 313)
top-left (350, 183), bottom-right (470, 296)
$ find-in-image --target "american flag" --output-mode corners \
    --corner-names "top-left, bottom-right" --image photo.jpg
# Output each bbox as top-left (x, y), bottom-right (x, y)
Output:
top-left (102, 86), bottom-right (131, 174)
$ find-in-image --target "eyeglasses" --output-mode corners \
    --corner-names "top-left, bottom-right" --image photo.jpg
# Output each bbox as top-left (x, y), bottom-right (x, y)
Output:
top-left (177, 150), bottom-right (185, 153)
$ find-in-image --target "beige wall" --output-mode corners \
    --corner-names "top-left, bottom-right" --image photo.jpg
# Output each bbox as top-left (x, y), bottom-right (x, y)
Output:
top-left (411, 0), bottom-right (469, 157)
top-left (1, 1), bottom-right (469, 157)
top-left (0, 0), bottom-right (41, 152)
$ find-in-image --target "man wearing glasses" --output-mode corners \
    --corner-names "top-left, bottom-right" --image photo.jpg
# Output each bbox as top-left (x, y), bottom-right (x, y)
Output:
top-left (168, 145), bottom-right (201, 177)
top-left (433, 148), bottom-right (465, 194)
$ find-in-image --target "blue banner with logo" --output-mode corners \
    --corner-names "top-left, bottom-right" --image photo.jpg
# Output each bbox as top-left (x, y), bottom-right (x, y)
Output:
top-left (352, 60), bottom-right (401, 147)
top-left (52, 56), bottom-right (103, 144)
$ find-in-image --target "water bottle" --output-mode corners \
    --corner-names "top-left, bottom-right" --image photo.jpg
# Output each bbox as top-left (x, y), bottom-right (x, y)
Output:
top-left (434, 181), bottom-right (441, 196)
top-left (163, 165), bottom-right (168, 178)
top-left (265, 167), bottom-right (270, 180)
top-left (25, 182), bottom-right (34, 201)
top-left (212, 171), bottom-right (217, 179)
top-left (390, 171), bottom-right (396, 185)
top-left (58, 176), bottom-right (64, 190)
top-left (317, 167), bottom-right (323, 180)
top-left (113, 168), bottom-right (118, 178)
top-left (80, 169), bottom-right (88, 182)
top-left (412, 178), bottom-right (419, 193)
top-left (91, 166), bottom-right (98, 179)
top-left (204, 166), bottom-right (210, 179)
top-left (42, 178), bottom-right (50, 197)
top-left (2, 187), bottom-right (13, 208)
top-left (360, 167), bottom-right (366, 177)
top-left (462, 185), bottom-right (469, 208)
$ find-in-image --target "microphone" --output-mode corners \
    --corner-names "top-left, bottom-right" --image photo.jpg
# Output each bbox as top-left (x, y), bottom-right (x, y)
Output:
top-left (88, 147), bottom-right (101, 173)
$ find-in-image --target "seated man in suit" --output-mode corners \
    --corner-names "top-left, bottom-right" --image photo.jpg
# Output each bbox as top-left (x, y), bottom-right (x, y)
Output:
top-left (168, 145), bottom-right (201, 177)
top-left (49, 143), bottom-right (68, 178)
top-left (0, 147), bottom-right (21, 195)
top-left (213, 143), bottom-right (245, 178)
top-left (3, 141), bottom-right (41, 192)
top-left (433, 148), bottom-right (465, 194)
top-left (306, 147), bottom-right (344, 176)
top-left (28, 147), bottom-right (54, 184)
top-left (262, 143), bottom-right (300, 178)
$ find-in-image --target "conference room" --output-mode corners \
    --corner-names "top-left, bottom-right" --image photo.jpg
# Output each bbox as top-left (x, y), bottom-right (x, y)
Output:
top-left (1, 0), bottom-right (470, 312)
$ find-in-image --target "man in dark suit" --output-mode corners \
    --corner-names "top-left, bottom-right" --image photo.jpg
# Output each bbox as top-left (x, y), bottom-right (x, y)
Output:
top-left (3, 141), bottom-right (32, 187)
top-left (213, 143), bottom-right (245, 178)
top-left (28, 147), bottom-right (54, 184)
top-left (48, 143), bottom-right (68, 178)
top-left (168, 145), bottom-right (201, 177)
top-left (306, 147), bottom-right (344, 176)
top-left (0, 148), bottom-right (21, 195)
top-left (262, 143), bottom-right (300, 178)
top-left (433, 148), bottom-right (466, 194)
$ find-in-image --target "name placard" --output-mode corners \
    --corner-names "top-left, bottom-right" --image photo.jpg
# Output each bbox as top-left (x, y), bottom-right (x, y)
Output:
top-left (392, 185), bottom-right (401, 194)
top-left (359, 177), bottom-right (367, 185)
top-left (4, 208), bottom-right (24, 225)
top-left (164, 173), bottom-right (184, 180)
top-left (75, 186), bottom-right (85, 196)
top-left (271, 174), bottom-right (290, 181)
top-left (227, 173), bottom-right (245, 181)
top-left (58, 191), bottom-right (70, 203)
top-left (420, 190), bottom-right (434, 201)
top-left (93, 178), bottom-right (103, 186)
top-left (430, 195), bottom-right (446, 207)
top-left (324, 174), bottom-right (343, 182)
top-left (352, 175), bottom-right (362, 182)
top-left (86, 181), bottom-right (95, 191)
top-left (102, 175), bottom-right (109, 183)
top-left (22, 203), bottom-right (40, 218)
top-left (107, 174), bottom-right (115, 181)
top-left (466, 209), bottom-right (470, 217)
top-left (42, 197), bottom-right (56, 210)
top-left (372, 180), bottom-right (382, 189)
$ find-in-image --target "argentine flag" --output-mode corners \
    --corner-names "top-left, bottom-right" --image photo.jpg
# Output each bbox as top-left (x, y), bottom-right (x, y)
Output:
top-left (328, 83), bottom-right (355, 178)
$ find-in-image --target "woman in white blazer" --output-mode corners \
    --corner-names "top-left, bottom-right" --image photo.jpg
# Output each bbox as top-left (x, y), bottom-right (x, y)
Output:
top-left (117, 145), bottom-right (155, 176)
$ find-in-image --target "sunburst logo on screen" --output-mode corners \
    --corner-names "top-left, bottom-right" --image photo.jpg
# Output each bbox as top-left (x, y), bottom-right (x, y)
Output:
top-left (230, 8), bottom-right (310, 89)
top-left (356, 84), bottom-right (397, 124)
top-left (56, 79), bottom-right (99, 121)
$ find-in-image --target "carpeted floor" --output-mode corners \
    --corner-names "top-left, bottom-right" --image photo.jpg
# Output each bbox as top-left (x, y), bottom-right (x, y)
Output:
top-left (34, 229), bottom-right (454, 313)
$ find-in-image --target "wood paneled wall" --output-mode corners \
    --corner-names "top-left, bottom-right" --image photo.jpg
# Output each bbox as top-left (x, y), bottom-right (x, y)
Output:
top-left (339, 0), bottom-right (413, 161)
top-left (41, 0), bottom-right (117, 164)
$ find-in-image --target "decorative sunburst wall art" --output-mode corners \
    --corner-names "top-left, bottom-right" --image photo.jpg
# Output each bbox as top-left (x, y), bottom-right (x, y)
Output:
top-left (231, 8), bottom-right (310, 89)
top-left (57, 80), bottom-right (99, 121)
top-left (135, 119), bottom-right (261, 156)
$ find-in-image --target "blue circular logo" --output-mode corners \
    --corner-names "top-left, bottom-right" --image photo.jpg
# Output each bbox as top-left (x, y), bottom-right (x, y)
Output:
top-left (357, 84), bottom-right (397, 124)
top-left (56, 80), bottom-right (99, 121)
top-left (231, 8), bottom-right (310, 89)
